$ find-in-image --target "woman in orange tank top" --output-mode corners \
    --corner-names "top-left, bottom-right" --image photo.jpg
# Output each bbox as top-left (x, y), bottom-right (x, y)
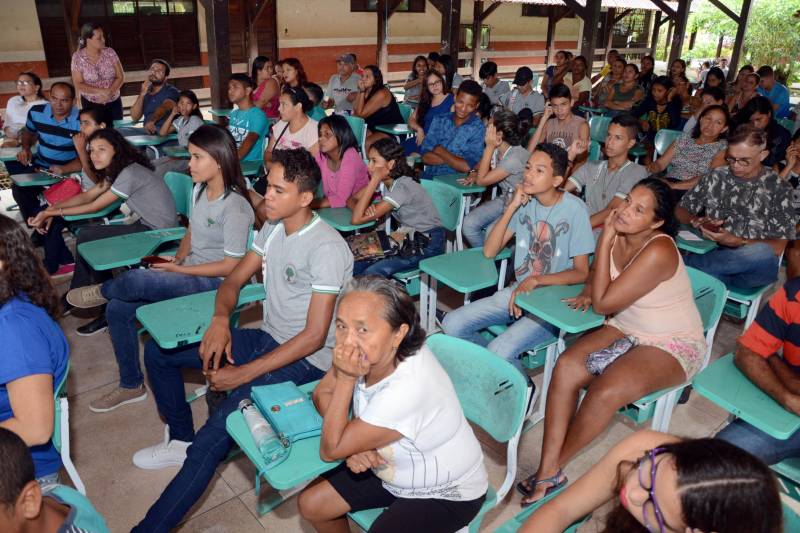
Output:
top-left (518, 178), bottom-right (706, 506)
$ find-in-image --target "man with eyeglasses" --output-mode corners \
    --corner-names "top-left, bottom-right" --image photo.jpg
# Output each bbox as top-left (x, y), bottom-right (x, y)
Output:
top-left (127, 59), bottom-right (179, 135)
top-left (675, 123), bottom-right (796, 289)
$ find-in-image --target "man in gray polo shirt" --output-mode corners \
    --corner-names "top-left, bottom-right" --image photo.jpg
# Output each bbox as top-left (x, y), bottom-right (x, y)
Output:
top-left (323, 54), bottom-right (361, 114)
top-left (564, 114), bottom-right (647, 229)
top-left (132, 148), bottom-right (353, 532)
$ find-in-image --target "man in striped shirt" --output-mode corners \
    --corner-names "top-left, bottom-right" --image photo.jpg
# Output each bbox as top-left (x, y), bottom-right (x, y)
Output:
top-left (9, 82), bottom-right (81, 221)
top-left (716, 277), bottom-right (800, 463)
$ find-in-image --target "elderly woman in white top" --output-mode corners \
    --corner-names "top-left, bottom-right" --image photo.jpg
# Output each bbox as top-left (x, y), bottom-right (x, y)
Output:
top-left (299, 276), bottom-right (488, 533)
top-left (2, 72), bottom-right (47, 147)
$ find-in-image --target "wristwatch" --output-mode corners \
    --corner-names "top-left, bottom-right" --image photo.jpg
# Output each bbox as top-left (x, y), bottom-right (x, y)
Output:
top-left (740, 237), bottom-right (750, 247)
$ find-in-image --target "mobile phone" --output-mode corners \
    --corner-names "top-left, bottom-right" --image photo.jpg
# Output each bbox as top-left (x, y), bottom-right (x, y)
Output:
top-left (141, 255), bottom-right (171, 268)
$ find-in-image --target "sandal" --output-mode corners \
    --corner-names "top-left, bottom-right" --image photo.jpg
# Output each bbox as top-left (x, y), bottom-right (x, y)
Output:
top-left (516, 469), bottom-right (567, 506)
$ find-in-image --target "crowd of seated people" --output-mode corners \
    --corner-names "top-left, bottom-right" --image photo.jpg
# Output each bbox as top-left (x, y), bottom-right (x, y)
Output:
top-left (4, 30), bottom-right (800, 532)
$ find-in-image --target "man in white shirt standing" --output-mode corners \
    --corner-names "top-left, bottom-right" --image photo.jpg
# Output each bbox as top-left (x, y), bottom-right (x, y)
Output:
top-left (323, 55), bottom-right (361, 115)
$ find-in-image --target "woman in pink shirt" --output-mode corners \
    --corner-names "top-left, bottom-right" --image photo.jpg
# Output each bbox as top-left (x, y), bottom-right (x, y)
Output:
top-left (313, 115), bottom-right (369, 209)
top-left (70, 22), bottom-right (125, 121)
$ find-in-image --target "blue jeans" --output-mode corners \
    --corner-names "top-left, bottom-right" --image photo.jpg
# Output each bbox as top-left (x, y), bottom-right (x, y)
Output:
top-left (462, 197), bottom-right (504, 248)
top-left (683, 243), bottom-right (780, 289)
top-left (717, 419), bottom-right (800, 465)
top-left (101, 269), bottom-right (222, 389)
top-left (134, 328), bottom-right (325, 532)
top-left (441, 285), bottom-right (558, 373)
top-left (353, 227), bottom-right (446, 277)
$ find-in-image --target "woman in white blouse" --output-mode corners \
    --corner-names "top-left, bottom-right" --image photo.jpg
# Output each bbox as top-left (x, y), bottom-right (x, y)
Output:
top-left (299, 276), bottom-right (488, 533)
top-left (3, 72), bottom-right (46, 147)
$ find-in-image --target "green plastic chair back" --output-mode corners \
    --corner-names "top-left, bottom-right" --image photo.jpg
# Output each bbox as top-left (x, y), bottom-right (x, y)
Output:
top-left (419, 179), bottom-right (463, 233)
top-left (784, 502), bottom-right (800, 532)
top-left (778, 117), bottom-right (795, 134)
top-left (426, 333), bottom-right (528, 442)
top-left (344, 115), bottom-right (367, 156)
top-left (588, 139), bottom-right (601, 161)
top-left (398, 103), bottom-right (413, 123)
top-left (654, 129), bottom-right (683, 160)
top-left (164, 172), bottom-right (194, 218)
top-left (589, 115), bottom-right (611, 143)
top-left (52, 360), bottom-right (69, 453)
top-left (308, 106), bottom-right (327, 121)
top-left (686, 266), bottom-right (727, 339)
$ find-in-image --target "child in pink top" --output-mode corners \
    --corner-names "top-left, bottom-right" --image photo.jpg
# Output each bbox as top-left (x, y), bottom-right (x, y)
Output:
top-left (313, 115), bottom-right (369, 208)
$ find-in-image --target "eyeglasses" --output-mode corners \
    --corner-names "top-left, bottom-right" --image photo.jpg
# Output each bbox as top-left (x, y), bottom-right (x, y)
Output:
top-left (638, 448), bottom-right (667, 533)
top-left (427, 80), bottom-right (442, 88)
top-left (725, 156), bottom-right (756, 167)
top-left (16, 80), bottom-right (33, 86)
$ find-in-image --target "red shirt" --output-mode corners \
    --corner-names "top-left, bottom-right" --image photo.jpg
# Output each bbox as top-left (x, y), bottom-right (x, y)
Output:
top-left (739, 278), bottom-right (800, 366)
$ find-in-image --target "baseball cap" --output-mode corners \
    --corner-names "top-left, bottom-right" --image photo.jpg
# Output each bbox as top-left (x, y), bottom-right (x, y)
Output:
top-left (337, 54), bottom-right (355, 65)
top-left (513, 66), bottom-right (533, 85)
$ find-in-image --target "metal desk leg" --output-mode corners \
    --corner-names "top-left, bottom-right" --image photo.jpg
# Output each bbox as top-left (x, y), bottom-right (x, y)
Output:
top-left (419, 272), bottom-right (430, 332)
top-left (524, 331), bottom-right (566, 431)
top-left (426, 276), bottom-right (438, 332)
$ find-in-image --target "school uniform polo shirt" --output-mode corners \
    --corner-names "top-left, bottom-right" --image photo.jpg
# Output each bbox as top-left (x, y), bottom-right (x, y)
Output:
top-left (251, 212), bottom-right (353, 371)
top-left (25, 103), bottom-right (80, 168)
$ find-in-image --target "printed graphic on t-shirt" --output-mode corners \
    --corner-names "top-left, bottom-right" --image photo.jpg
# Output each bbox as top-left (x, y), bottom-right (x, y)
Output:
top-left (278, 139), bottom-right (307, 150)
top-left (515, 214), bottom-right (570, 279)
top-left (229, 123), bottom-right (250, 145)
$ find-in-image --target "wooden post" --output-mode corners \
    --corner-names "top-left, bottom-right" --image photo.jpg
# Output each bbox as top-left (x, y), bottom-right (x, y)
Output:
top-left (650, 11), bottom-right (662, 57)
top-left (545, 8), bottom-right (558, 66)
top-left (246, 0), bottom-right (272, 66)
top-left (663, 20), bottom-right (673, 60)
top-left (376, 0), bottom-right (403, 75)
top-left (430, 0), bottom-right (461, 57)
top-left (667, 0), bottom-right (692, 66)
top-left (200, 0), bottom-right (232, 112)
top-left (605, 8), bottom-right (616, 54)
top-left (688, 30), bottom-right (697, 50)
top-left (715, 34), bottom-right (724, 59)
top-left (471, 1), bottom-right (483, 79)
top-left (580, 0), bottom-right (602, 73)
top-left (727, 0), bottom-right (753, 81)
top-left (61, 0), bottom-right (82, 56)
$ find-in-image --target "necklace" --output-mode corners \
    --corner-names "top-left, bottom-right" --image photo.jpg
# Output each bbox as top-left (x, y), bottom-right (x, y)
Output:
top-left (596, 161), bottom-right (631, 202)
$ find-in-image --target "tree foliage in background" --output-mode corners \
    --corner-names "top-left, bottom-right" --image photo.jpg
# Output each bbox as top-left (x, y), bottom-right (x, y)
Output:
top-left (686, 0), bottom-right (800, 81)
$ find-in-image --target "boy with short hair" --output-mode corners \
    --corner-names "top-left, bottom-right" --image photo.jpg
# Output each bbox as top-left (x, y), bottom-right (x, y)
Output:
top-left (420, 80), bottom-right (486, 179)
top-left (564, 114), bottom-right (647, 229)
top-left (500, 67), bottom-right (545, 121)
top-left (443, 143), bottom-right (594, 373)
top-left (527, 83), bottom-right (589, 155)
top-left (479, 61), bottom-right (510, 106)
top-left (757, 65), bottom-right (791, 119)
top-left (227, 73), bottom-right (269, 161)
top-left (0, 427), bottom-right (109, 532)
top-left (131, 148), bottom-right (353, 532)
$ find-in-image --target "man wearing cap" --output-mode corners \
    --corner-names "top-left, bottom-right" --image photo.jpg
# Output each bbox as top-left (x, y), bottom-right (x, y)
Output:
top-left (500, 66), bottom-right (545, 122)
top-left (323, 55), bottom-right (361, 115)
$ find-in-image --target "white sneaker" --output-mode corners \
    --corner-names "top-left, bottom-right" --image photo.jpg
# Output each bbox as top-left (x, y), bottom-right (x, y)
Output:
top-left (133, 425), bottom-right (191, 470)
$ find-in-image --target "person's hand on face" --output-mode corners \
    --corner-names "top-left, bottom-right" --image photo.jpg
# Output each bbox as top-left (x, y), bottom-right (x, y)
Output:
top-left (485, 123), bottom-right (501, 148)
top-left (507, 183), bottom-right (530, 212)
top-left (333, 343), bottom-right (370, 379)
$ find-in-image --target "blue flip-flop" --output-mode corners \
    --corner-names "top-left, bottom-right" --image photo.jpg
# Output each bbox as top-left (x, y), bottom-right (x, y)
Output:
top-left (516, 469), bottom-right (567, 506)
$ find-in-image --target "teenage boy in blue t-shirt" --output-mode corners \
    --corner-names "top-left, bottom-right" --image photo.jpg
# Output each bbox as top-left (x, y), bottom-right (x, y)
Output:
top-left (227, 73), bottom-right (269, 161)
top-left (443, 143), bottom-right (595, 373)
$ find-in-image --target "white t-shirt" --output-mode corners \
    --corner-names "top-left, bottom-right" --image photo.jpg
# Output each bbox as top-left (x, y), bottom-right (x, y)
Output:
top-left (353, 345), bottom-right (488, 501)
top-left (271, 118), bottom-right (319, 152)
top-left (4, 95), bottom-right (47, 135)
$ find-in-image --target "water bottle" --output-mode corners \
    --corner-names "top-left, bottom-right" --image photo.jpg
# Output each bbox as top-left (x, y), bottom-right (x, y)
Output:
top-left (239, 399), bottom-right (286, 465)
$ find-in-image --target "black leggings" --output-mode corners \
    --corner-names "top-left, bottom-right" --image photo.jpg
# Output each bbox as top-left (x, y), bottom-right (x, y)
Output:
top-left (80, 96), bottom-right (123, 121)
top-left (321, 463), bottom-right (486, 533)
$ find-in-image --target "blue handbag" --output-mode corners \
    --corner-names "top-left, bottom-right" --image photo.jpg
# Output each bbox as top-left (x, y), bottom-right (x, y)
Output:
top-left (251, 382), bottom-right (323, 444)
